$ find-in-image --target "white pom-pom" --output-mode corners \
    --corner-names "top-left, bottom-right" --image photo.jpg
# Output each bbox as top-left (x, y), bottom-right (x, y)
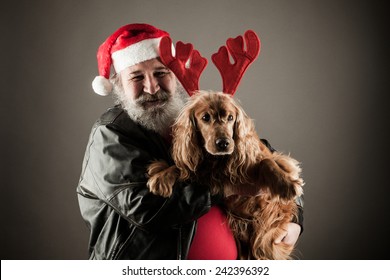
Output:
top-left (92, 76), bottom-right (113, 96)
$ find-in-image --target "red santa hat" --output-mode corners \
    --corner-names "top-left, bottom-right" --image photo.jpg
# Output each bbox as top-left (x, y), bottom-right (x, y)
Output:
top-left (92, 23), bottom-right (170, 96)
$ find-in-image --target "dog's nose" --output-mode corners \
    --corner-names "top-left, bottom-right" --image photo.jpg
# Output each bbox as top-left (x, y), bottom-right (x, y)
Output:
top-left (216, 138), bottom-right (230, 150)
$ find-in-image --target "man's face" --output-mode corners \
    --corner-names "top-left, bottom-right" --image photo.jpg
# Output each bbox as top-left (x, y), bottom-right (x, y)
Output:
top-left (119, 58), bottom-right (177, 109)
top-left (114, 58), bottom-right (187, 137)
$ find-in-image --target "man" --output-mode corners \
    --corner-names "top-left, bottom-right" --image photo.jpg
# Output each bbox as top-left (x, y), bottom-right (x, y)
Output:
top-left (77, 23), bottom-right (303, 260)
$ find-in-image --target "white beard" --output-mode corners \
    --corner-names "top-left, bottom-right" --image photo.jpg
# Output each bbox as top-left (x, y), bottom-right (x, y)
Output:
top-left (113, 83), bottom-right (188, 139)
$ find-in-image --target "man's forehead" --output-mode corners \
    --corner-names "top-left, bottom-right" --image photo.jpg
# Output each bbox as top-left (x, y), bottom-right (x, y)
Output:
top-left (124, 58), bottom-right (167, 74)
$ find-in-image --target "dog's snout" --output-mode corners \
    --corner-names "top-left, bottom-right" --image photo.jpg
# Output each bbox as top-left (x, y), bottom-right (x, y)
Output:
top-left (216, 138), bottom-right (230, 150)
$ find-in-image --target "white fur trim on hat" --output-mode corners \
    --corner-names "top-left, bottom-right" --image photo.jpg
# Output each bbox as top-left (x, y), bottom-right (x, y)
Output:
top-left (92, 76), bottom-right (113, 96)
top-left (111, 38), bottom-right (162, 73)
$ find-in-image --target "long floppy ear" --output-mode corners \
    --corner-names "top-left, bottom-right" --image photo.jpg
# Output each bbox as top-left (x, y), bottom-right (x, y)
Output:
top-left (228, 100), bottom-right (262, 182)
top-left (171, 103), bottom-right (203, 180)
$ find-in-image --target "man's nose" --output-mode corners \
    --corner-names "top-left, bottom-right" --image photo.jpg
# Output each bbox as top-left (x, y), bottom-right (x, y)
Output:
top-left (143, 75), bottom-right (160, 95)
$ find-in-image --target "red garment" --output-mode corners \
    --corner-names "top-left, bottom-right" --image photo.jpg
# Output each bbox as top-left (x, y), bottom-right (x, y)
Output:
top-left (187, 206), bottom-right (237, 260)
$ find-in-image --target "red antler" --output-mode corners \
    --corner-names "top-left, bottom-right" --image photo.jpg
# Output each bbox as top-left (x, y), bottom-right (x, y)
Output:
top-left (159, 36), bottom-right (208, 96)
top-left (211, 30), bottom-right (261, 95)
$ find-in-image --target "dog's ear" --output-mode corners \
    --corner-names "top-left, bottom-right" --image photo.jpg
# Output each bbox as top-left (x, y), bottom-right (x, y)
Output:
top-left (233, 101), bottom-right (258, 152)
top-left (234, 104), bottom-right (252, 142)
top-left (189, 111), bottom-right (197, 129)
top-left (228, 101), bottom-right (261, 180)
top-left (172, 106), bottom-right (203, 180)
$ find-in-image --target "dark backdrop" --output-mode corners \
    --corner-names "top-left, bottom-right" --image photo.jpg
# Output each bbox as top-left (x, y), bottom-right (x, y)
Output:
top-left (1, 0), bottom-right (388, 259)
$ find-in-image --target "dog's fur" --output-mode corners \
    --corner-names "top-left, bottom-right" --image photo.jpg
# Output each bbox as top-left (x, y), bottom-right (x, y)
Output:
top-left (147, 91), bottom-right (304, 259)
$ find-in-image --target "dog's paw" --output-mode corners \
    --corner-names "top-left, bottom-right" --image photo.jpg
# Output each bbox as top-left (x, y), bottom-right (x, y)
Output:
top-left (147, 161), bottom-right (179, 197)
top-left (275, 173), bottom-right (300, 200)
top-left (290, 177), bottom-right (304, 197)
top-left (258, 157), bottom-right (303, 200)
top-left (274, 154), bottom-right (304, 197)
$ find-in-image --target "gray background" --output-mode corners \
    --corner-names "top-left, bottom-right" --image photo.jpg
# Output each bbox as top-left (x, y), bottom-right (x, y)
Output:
top-left (1, 0), bottom-right (388, 259)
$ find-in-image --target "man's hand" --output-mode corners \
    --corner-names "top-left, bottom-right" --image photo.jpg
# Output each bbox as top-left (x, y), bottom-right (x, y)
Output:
top-left (274, 222), bottom-right (301, 246)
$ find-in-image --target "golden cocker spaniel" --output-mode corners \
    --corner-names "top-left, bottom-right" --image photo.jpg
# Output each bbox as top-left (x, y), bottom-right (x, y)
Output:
top-left (147, 90), bottom-right (304, 260)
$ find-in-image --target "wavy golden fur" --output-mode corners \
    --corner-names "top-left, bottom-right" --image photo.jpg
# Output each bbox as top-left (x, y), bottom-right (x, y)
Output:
top-left (147, 91), bottom-right (304, 259)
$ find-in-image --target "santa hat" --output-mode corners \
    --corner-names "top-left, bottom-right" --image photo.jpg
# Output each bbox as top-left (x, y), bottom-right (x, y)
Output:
top-left (92, 23), bottom-right (170, 96)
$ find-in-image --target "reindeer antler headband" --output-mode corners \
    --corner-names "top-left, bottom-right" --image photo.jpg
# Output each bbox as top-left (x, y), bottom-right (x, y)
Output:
top-left (159, 30), bottom-right (261, 96)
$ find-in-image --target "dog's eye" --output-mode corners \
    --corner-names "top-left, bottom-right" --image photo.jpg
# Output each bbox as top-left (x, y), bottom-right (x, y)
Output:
top-left (228, 115), bottom-right (234, 121)
top-left (202, 113), bottom-right (210, 122)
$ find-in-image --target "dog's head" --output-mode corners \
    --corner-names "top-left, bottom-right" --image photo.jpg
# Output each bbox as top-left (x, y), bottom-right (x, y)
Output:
top-left (172, 91), bottom-right (258, 179)
top-left (189, 91), bottom-right (238, 155)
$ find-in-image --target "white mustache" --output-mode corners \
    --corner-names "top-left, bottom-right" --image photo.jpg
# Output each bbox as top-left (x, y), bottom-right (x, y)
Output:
top-left (136, 91), bottom-right (169, 106)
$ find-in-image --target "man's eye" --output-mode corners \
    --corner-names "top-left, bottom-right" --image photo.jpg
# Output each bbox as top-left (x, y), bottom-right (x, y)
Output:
top-left (202, 113), bottom-right (210, 122)
top-left (131, 75), bottom-right (144, 81)
top-left (155, 71), bottom-right (169, 78)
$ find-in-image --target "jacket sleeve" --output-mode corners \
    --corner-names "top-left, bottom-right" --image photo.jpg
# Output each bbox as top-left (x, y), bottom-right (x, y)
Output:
top-left (78, 122), bottom-right (211, 231)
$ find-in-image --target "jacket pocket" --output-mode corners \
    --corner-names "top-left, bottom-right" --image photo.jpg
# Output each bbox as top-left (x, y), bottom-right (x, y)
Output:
top-left (92, 211), bottom-right (135, 260)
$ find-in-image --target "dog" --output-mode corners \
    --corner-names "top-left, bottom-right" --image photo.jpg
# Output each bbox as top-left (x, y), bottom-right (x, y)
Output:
top-left (147, 90), bottom-right (304, 259)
